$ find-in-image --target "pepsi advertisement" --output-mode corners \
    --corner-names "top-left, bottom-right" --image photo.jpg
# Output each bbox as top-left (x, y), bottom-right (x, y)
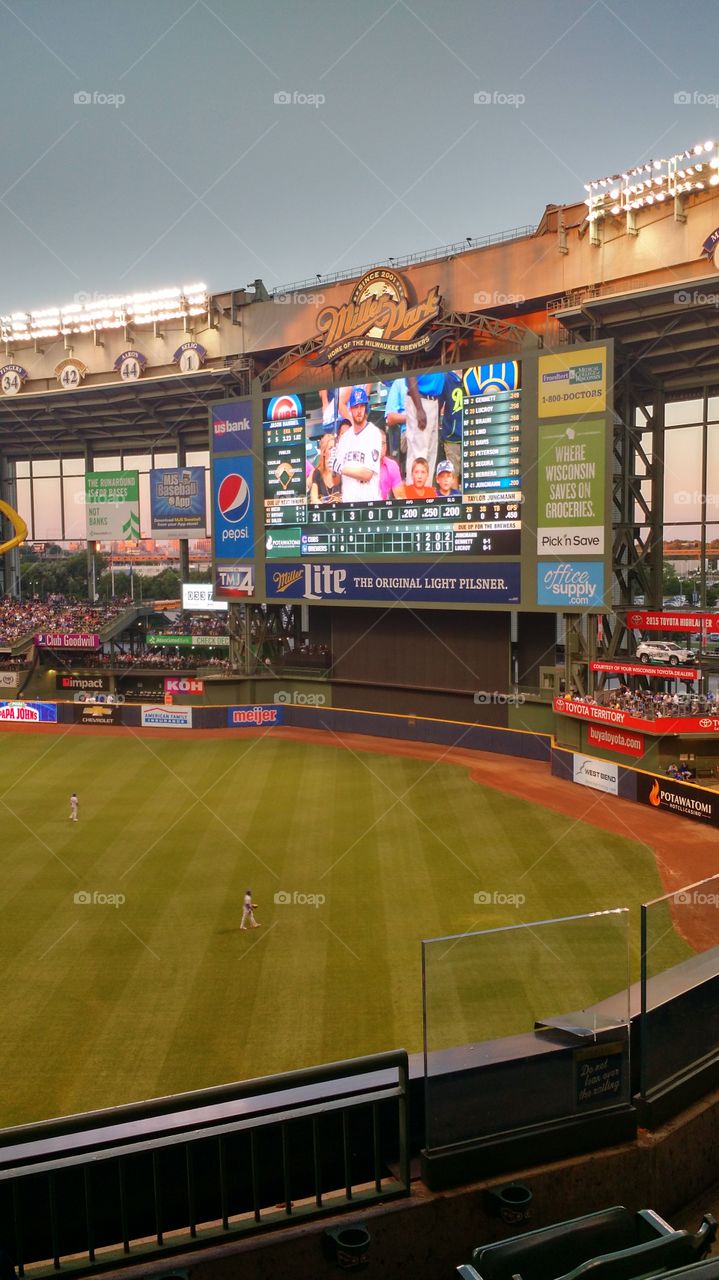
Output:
top-left (213, 454), bottom-right (255, 560)
top-left (211, 398), bottom-right (253, 454)
top-left (265, 561), bottom-right (520, 604)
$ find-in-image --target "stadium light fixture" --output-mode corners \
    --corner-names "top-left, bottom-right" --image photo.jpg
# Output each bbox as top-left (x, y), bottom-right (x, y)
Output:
top-left (583, 140), bottom-right (719, 229)
top-left (0, 283), bottom-right (209, 345)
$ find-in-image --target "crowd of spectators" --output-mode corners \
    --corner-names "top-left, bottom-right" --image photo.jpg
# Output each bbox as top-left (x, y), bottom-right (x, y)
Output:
top-left (283, 641), bottom-right (332, 668)
top-left (0, 595), bottom-right (131, 645)
top-left (565, 686), bottom-right (718, 718)
top-left (67, 649), bottom-right (232, 672)
top-left (0, 597), bottom-right (332, 676)
top-left (666, 762), bottom-right (696, 781)
top-left (156, 613), bottom-right (228, 636)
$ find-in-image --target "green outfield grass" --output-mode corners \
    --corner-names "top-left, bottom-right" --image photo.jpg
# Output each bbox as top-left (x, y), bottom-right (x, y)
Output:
top-left (0, 731), bottom-right (691, 1128)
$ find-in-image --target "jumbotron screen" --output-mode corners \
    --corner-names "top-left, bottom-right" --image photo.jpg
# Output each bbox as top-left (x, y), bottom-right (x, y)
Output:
top-left (263, 363), bottom-right (522, 559)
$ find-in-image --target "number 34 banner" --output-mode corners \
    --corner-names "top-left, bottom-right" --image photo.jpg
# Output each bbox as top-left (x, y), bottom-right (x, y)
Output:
top-left (85, 471), bottom-right (140, 541)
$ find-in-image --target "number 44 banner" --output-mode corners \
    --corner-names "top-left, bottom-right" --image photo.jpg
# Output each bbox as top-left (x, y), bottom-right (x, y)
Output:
top-left (86, 471), bottom-right (140, 540)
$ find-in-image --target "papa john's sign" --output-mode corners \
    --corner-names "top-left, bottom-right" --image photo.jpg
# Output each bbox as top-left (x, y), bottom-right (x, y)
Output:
top-left (312, 268), bottom-right (442, 365)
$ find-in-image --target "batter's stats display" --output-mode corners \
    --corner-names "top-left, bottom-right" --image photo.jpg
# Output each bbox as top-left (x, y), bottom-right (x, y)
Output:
top-left (262, 364), bottom-right (522, 559)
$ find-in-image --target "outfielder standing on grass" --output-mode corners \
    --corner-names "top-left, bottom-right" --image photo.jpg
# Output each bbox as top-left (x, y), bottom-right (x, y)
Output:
top-left (240, 889), bottom-right (260, 930)
top-left (69, 792), bottom-right (78, 822)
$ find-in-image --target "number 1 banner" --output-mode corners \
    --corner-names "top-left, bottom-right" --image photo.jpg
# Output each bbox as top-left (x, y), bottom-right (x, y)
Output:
top-left (85, 471), bottom-right (140, 541)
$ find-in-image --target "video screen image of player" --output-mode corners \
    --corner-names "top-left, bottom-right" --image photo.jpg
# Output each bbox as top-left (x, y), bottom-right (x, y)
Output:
top-left (262, 363), bottom-right (522, 559)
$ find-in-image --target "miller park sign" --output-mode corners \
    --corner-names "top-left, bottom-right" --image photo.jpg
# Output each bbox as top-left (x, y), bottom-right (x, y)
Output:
top-left (312, 268), bottom-right (443, 365)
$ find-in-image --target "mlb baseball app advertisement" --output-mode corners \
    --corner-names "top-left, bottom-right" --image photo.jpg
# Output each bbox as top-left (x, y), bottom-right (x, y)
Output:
top-left (149, 466), bottom-right (206, 539)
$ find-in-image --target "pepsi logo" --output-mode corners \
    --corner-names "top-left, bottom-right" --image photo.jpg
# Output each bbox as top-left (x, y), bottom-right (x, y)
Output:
top-left (218, 473), bottom-right (251, 523)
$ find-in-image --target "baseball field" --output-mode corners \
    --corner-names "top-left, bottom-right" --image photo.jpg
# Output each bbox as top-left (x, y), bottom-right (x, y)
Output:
top-left (0, 726), bottom-right (695, 1128)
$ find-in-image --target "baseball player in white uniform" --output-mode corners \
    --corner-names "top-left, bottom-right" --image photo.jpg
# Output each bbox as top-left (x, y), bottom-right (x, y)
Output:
top-left (331, 387), bottom-right (382, 502)
top-left (241, 889), bottom-right (260, 929)
top-left (69, 792), bottom-right (78, 822)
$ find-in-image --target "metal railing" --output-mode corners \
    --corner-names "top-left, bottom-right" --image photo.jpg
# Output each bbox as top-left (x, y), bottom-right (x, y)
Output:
top-left (270, 225), bottom-right (536, 298)
top-left (0, 1051), bottom-right (410, 1277)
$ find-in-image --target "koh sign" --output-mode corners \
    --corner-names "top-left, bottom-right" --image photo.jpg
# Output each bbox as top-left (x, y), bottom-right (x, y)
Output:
top-left (164, 678), bottom-right (204, 694)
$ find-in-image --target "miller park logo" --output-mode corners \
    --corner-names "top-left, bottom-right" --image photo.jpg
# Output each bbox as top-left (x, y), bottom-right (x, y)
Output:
top-left (313, 268), bottom-right (442, 364)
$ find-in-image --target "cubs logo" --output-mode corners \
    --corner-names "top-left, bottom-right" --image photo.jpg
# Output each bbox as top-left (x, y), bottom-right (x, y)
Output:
top-left (267, 394), bottom-right (303, 420)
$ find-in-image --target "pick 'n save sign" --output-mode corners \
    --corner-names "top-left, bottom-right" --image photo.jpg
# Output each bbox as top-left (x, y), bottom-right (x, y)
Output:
top-left (85, 471), bottom-right (140, 540)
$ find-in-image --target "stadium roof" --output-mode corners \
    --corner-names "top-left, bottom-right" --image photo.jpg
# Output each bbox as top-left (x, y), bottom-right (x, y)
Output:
top-left (552, 275), bottom-right (719, 396)
top-left (0, 365), bottom-right (247, 457)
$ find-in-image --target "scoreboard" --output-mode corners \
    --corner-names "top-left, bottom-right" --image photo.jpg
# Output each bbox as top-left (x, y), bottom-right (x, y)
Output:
top-left (462, 389), bottom-right (520, 496)
top-left (265, 497), bottom-right (521, 557)
top-left (263, 368), bottom-right (523, 559)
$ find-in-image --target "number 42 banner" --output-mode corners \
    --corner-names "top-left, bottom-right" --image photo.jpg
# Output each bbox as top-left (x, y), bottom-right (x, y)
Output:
top-left (85, 471), bottom-right (140, 540)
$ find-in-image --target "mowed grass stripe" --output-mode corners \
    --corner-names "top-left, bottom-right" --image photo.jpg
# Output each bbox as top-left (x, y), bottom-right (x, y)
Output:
top-left (0, 732), bottom-right (692, 1125)
top-left (147, 740), bottom-right (306, 1095)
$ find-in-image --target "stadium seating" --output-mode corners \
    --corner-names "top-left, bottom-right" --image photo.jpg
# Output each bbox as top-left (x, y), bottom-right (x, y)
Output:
top-left (463, 1205), bottom-right (716, 1280)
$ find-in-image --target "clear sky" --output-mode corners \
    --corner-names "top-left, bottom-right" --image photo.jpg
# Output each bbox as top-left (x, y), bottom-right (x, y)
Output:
top-left (1, 0), bottom-right (718, 311)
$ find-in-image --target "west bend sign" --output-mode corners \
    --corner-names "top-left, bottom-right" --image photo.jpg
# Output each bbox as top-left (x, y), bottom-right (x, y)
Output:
top-left (313, 268), bottom-right (442, 364)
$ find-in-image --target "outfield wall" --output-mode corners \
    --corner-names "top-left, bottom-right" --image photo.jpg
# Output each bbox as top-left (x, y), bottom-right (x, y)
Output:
top-left (280, 704), bottom-right (551, 759)
top-left (0, 698), bottom-right (553, 760)
top-left (551, 744), bottom-right (719, 827)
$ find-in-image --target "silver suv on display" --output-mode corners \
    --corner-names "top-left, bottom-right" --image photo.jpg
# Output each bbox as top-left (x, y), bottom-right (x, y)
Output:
top-left (635, 640), bottom-right (697, 666)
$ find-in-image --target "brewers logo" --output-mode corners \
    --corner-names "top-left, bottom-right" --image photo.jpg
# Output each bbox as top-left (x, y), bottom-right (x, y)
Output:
top-left (463, 362), bottom-right (520, 396)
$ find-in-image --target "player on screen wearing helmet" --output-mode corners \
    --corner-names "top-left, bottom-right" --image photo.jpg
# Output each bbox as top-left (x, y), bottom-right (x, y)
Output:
top-left (331, 386), bottom-right (382, 502)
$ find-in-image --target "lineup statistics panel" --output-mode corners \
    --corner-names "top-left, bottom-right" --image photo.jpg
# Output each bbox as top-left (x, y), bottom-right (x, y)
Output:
top-left (263, 387), bottom-right (522, 558)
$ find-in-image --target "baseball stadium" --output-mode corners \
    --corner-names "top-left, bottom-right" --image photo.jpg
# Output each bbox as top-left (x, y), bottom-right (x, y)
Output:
top-left (4, 137), bottom-right (719, 1280)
